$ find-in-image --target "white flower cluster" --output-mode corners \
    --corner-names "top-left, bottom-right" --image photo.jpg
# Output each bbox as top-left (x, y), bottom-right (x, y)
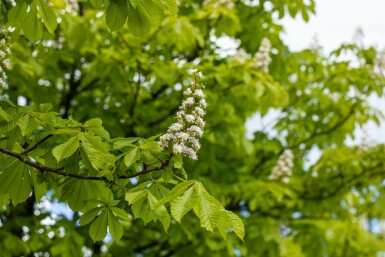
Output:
top-left (253, 37), bottom-right (271, 73)
top-left (269, 149), bottom-right (294, 184)
top-left (234, 48), bottom-right (248, 64)
top-left (0, 30), bottom-right (11, 89)
top-left (159, 70), bottom-right (207, 160)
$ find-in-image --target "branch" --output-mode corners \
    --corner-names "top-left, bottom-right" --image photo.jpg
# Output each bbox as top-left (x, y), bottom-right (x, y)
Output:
top-left (0, 147), bottom-right (172, 181)
top-left (251, 102), bottom-right (358, 174)
top-left (21, 135), bottom-right (53, 155)
top-left (298, 163), bottom-right (384, 201)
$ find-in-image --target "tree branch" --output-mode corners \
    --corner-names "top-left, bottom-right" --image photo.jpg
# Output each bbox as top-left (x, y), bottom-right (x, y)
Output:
top-left (21, 135), bottom-right (53, 155)
top-left (0, 147), bottom-right (172, 181)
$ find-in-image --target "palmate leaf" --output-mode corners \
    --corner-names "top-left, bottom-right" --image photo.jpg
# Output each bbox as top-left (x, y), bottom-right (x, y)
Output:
top-left (171, 185), bottom-right (199, 222)
top-left (106, 0), bottom-right (128, 31)
top-left (148, 192), bottom-right (170, 231)
top-left (193, 182), bottom-right (220, 232)
top-left (84, 118), bottom-right (110, 140)
top-left (107, 209), bottom-right (124, 240)
top-left (22, 1), bottom-right (43, 43)
top-left (124, 147), bottom-right (141, 167)
top-left (217, 210), bottom-right (245, 240)
top-left (52, 135), bottom-right (80, 162)
top-left (80, 207), bottom-right (104, 225)
top-left (80, 132), bottom-right (115, 170)
top-left (61, 180), bottom-right (105, 211)
top-left (152, 0), bottom-right (177, 16)
top-left (127, 0), bottom-right (163, 37)
top-left (89, 210), bottom-right (108, 242)
top-left (37, 0), bottom-right (58, 33)
top-left (0, 161), bottom-right (32, 204)
top-left (7, 2), bottom-right (28, 28)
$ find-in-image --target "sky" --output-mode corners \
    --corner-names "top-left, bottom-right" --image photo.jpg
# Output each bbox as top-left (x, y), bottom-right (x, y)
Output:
top-left (246, 0), bottom-right (385, 146)
top-left (281, 0), bottom-right (385, 53)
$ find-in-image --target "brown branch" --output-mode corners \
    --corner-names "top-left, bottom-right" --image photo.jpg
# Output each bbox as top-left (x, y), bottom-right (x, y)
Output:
top-left (21, 135), bottom-right (53, 155)
top-left (0, 147), bottom-right (172, 181)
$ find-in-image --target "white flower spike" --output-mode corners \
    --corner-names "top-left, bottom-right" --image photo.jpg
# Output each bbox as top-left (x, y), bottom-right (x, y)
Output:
top-left (159, 70), bottom-right (207, 160)
top-left (269, 149), bottom-right (294, 184)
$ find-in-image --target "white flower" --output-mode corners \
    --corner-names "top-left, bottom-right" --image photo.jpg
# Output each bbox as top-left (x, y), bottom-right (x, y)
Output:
top-left (195, 117), bottom-right (205, 127)
top-left (254, 37), bottom-right (271, 73)
top-left (188, 125), bottom-right (204, 137)
top-left (197, 71), bottom-right (204, 79)
top-left (0, 51), bottom-right (5, 58)
top-left (185, 114), bottom-right (195, 123)
top-left (168, 123), bottom-right (183, 132)
top-left (175, 132), bottom-right (189, 140)
top-left (189, 68), bottom-right (198, 74)
top-left (194, 107), bottom-right (205, 117)
top-left (173, 143), bottom-right (184, 154)
top-left (183, 88), bottom-right (192, 96)
top-left (234, 48), bottom-right (248, 63)
top-left (194, 89), bottom-right (205, 99)
top-left (199, 99), bottom-right (208, 108)
top-left (158, 70), bottom-right (206, 160)
top-left (184, 97), bottom-right (195, 106)
top-left (269, 149), bottom-right (294, 183)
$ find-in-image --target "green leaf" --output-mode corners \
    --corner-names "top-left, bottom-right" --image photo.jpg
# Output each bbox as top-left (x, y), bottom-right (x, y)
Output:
top-left (80, 207), bottom-right (104, 225)
top-left (217, 210), bottom-right (244, 240)
top-left (153, 180), bottom-right (195, 209)
top-left (131, 196), bottom-right (155, 225)
top-left (84, 118), bottom-right (110, 139)
top-left (113, 137), bottom-right (140, 149)
top-left (153, 0), bottom-right (177, 16)
top-left (61, 180), bottom-right (104, 211)
top-left (89, 210), bottom-right (108, 242)
top-left (139, 141), bottom-right (162, 151)
top-left (7, 2), bottom-right (28, 27)
top-left (124, 147), bottom-right (140, 167)
top-left (22, 1), bottom-right (43, 42)
top-left (37, 0), bottom-right (58, 33)
top-left (0, 161), bottom-right (32, 204)
top-left (106, 0), bottom-right (128, 31)
top-left (193, 182), bottom-right (220, 232)
top-left (107, 209), bottom-right (123, 240)
top-left (127, 3), bottom-right (153, 37)
top-left (227, 211), bottom-right (245, 240)
top-left (171, 185), bottom-right (198, 222)
top-left (148, 191), bottom-right (170, 231)
top-left (81, 132), bottom-right (115, 170)
top-left (0, 107), bottom-right (12, 122)
top-left (52, 135), bottom-right (80, 162)
top-left (50, 0), bottom-right (66, 9)
top-left (90, 0), bottom-right (105, 8)
top-left (125, 188), bottom-right (147, 204)
top-left (110, 207), bottom-right (130, 221)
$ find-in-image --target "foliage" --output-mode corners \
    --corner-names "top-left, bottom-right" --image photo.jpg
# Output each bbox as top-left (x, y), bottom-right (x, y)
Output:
top-left (1, 0), bottom-right (385, 256)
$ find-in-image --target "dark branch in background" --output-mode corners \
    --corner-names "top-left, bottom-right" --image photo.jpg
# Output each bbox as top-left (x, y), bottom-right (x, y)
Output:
top-left (0, 147), bottom-right (173, 181)
top-left (61, 61), bottom-right (80, 119)
top-left (298, 163), bottom-right (385, 201)
top-left (129, 62), bottom-right (142, 118)
top-left (290, 102), bottom-right (358, 149)
top-left (251, 102), bottom-right (358, 174)
top-left (147, 104), bottom-right (180, 127)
